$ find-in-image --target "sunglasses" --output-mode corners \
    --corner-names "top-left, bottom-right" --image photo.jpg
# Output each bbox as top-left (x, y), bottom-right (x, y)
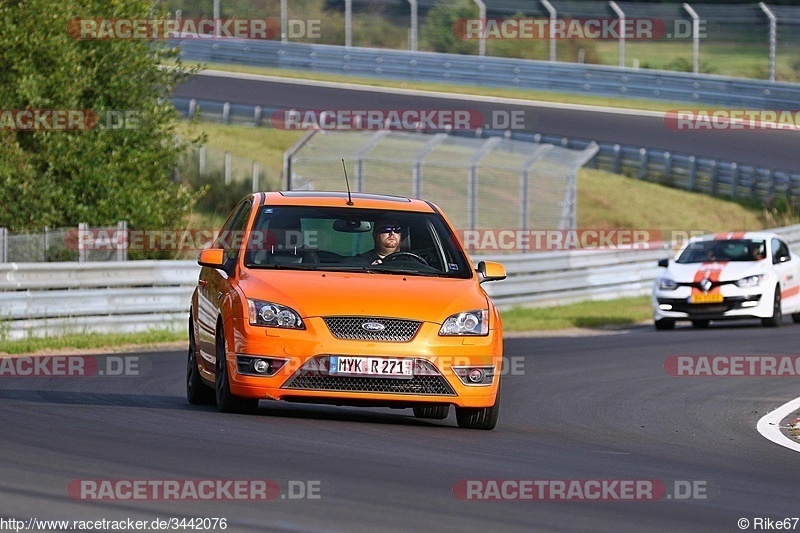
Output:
top-left (377, 225), bottom-right (402, 234)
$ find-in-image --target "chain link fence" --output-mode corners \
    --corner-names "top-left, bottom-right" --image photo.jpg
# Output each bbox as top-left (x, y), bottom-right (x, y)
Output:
top-left (284, 129), bottom-right (597, 233)
top-left (0, 223), bottom-right (128, 263)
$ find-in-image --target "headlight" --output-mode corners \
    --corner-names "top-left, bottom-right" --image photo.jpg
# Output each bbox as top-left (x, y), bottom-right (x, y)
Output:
top-left (247, 299), bottom-right (304, 329)
top-left (735, 274), bottom-right (765, 288)
top-left (439, 310), bottom-right (488, 336)
top-left (657, 278), bottom-right (678, 290)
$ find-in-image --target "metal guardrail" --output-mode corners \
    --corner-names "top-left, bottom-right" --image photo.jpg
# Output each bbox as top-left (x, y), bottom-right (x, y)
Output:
top-left (172, 97), bottom-right (800, 206)
top-left (172, 39), bottom-right (800, 109)
top-left (4, 223), bottom-right (800, 340)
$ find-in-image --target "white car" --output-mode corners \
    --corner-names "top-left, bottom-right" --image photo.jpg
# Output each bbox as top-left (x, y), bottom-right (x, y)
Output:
top-left (653, 232), bottom-right (800, 329)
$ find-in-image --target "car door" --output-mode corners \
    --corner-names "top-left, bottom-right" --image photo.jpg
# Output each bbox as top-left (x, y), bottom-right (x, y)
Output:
top-left (770, 237), bottom-right (799, 312)
top-left (197, 199), bottom-right (253, 367)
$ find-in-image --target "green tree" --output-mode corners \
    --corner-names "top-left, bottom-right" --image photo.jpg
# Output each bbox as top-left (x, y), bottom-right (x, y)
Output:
top-left (421, 0), bottom-right (478, 55)
top-left (0, 0), bottom-right (200, 232)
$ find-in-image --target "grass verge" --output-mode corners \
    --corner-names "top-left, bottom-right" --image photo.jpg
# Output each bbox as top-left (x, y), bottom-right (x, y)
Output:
top-left (501, 296), bottom-right (652, 332)
top-left (0, 329), bottom-right (187, 356)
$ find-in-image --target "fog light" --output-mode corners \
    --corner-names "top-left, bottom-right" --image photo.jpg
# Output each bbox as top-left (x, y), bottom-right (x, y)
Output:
top-left (741, 300), bottom-right (758, 308)
top-left (659, 304), bottom-right (672, 311)
top-left (467, 368), bottom-right (485, 383)
top-left (253, 359), bottom-right (271, 374)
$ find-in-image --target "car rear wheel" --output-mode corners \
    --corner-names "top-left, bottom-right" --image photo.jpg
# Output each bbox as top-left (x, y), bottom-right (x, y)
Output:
top-left (762, 287), bottom-right (782, 327)
top-left (187, 314), bottom-right (214, 405)
top-left (413, 405), bottom-right (450, 419)
top-left (654, 319), bottom-right (675, 330)
top-left (691, 320), bottom-right (710, 329)
top-left (455, 390), bottom-right (500, 430)
top-left (215, 326), bottom-right (259, 414)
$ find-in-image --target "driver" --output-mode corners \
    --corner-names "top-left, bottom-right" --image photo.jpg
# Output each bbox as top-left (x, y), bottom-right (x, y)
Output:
top-left (358, 219), bottom-right (402, 265)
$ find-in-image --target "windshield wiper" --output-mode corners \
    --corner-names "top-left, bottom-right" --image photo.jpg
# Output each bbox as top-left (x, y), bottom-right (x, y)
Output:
top-left (366, 266), bottom-right (441, 276)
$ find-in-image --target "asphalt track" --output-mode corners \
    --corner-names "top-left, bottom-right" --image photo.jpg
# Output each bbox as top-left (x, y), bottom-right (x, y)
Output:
top-left (173, 72), bottom-right (800, 172)
top-left (2, 321), bottom-right (800, 532)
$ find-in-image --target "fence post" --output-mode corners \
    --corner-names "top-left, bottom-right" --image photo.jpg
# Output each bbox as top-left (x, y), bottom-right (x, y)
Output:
top-left (637, 148), bottom-right (648, 179)
top-left (189, 98), bottom-right (197, 118)
top-left (759, 2), bottom-right (776, 82)
top-left (407, 0), bottom-right (418, 52)
top-left (540, 0), bottom-right (556, 62)
top-left (683, 3), bottom-right (700, 75)
top-left (731, 162), bottom-right (739, 199)
top-left (663, 151), bottom-right (672, 184)
top-left (78, 223), bottom-right (88, 263)
top-left (224, 151), bottom-right (231, 185)
top-left (709, 160), bottom-right (718, 195)
top-left (252, 161), bottom-right (260, 192)
top-left (222, 102), bottom-right (231, 124)
top-left (472, 0), bottom-right (486, 57)
top-left (254, 105), bottom-right (262, 126)
top-left (687, 155), bottom-right (697, 191)
top-left (609, 1), bottom-right (626, 68)
top-left (199, 145), bottom-right (206, 176)
top-left (612, 144), bottom-right (621, 174)
top-left (117, 221), bottom-right (128, 261)
top-left (43, 226), bottom-right (49, 262)
top-left (0, 227), bottom-right (6, 263)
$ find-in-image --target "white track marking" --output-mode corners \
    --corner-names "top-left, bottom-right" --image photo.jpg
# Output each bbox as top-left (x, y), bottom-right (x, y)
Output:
top-left (757, 396), bottom-right (800, 453)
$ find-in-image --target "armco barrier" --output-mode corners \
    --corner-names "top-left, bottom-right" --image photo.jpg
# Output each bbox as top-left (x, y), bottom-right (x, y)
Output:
top-left (172, 39), bottom-right (800, 109)
top-left (3, 222), bottom-right (800, 340)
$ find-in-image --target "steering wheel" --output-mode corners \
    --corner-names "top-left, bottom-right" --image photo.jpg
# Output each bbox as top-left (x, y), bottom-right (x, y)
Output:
top-left (383, 251), bottom-right (429, 266)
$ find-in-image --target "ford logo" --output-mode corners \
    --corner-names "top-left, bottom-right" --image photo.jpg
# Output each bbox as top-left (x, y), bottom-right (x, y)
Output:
top-left (361, 322), bottom-right (386, 332)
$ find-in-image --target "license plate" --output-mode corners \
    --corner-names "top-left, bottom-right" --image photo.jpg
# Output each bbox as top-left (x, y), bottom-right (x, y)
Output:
top-left (329, 356), bottom-right (413, 378)
top-left (691, 293), bottom-right (724, 304)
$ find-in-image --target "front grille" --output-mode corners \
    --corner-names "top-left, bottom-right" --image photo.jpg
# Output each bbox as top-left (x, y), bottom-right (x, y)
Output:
top-left (282, 356), bottom-right (455, 396)
top-left (658, 296), bottom-right (758, 315)
top-left (323, 317), bottom-right (422, 342)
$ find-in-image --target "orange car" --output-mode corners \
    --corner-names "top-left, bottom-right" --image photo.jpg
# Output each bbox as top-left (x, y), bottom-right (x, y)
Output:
top-left (187, 191), bottom-right (506, 429)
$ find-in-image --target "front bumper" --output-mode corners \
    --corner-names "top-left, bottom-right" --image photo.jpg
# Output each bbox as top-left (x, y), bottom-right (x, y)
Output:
top-left (652, 285), bottom-right (772, 321)
top-left (223, 316), bottom-right (502, 408)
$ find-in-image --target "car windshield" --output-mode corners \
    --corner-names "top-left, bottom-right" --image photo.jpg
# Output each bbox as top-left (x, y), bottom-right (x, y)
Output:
top-left (243, 206), bottom-right (472, 278)
top-left (676, 238), bottom-right (766, 263)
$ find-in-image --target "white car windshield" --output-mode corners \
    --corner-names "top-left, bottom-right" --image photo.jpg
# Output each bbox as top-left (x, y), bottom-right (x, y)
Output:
top-left (676, 238), bottom-right (766, 264)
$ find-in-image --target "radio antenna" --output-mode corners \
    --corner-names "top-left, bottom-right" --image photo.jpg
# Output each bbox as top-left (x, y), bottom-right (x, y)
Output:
top-left (342, 159), bottom-right (353, 205)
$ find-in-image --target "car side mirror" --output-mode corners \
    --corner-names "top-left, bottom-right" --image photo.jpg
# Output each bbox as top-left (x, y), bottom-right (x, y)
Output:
top-left (199, 248), bottom-right (225, 269)
top-left (658, 258), bottom-right (669, 268)
top-left (477, 261), bottom-right (506, 283)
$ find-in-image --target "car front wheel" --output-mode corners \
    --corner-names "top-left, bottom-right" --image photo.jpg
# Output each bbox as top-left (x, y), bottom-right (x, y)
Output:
top-left (455, 390), bottom-right (500, 430)
top-left (215, 325), bottom-right (259, 414)
top-left (762, 287), bottom-right (782, 328)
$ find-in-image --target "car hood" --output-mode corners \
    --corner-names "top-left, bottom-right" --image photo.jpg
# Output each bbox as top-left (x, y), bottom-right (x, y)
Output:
top-left (664, 261), bottom-right (767, 283)
top-left (238, 269), bottom-right (489, 323)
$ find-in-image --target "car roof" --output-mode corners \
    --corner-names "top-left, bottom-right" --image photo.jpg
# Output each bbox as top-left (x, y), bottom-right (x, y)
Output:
top-left (257, 191), bottom-right (437, 213)
top-left (689, 231), bottom-right (782, 243)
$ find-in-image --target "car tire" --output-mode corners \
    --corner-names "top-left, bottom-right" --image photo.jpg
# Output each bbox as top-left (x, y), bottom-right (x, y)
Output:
top-left (215, 325), bottom-right (259, 414)
top-left (762, 287), bottom-right (782, 328)
top-left (792, 312), bottom-right (800, 324)
top-left (455, 389), bottom-right (500, 430)
top-left (691, 320), bottom-right (710, 329)
top-left (654, 319), bottom-right (675, 331)
top-left (187, 315), bottom-right (214, 406)
top-left (413, 405), bottom-right (450, 419)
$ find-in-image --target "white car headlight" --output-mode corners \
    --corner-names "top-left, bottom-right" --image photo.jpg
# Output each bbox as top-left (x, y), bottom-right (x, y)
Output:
top-left (439, 310), bottom-right (488, 336)
top-left (658, 278), bottom-right (679, 291)
top-left (247, 299), bottom-right (304, 329)
top-left (735, 274), bottom-right (765, 288)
